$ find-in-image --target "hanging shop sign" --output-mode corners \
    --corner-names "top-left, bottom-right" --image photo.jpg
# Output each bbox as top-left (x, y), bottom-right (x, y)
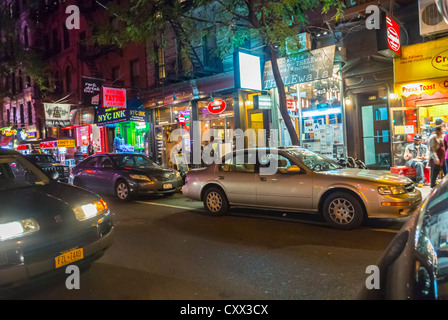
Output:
top-left (394, 37), bottom-right (448, 83)
top-left (102, 87), bottom-right (127, 109)
top-left (82, 77), bottom-right (103, 107)
top-left (263, 45), bottom-right (335, 90)
top-left (207, 100), bottom-right (227, 114)
top-left (44, 103), bottom-right (71, 127)
top-left (377, 12), bottom-right (401, 58)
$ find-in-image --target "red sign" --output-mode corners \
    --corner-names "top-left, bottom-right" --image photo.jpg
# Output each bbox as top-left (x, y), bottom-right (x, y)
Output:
top-left (102, 87), bottom-right (127, 109)
top-left (177, 116), bottom-right (186, 125)
top-left (40, 141), bottom-right (57, 149)
top-left (207, 100), bottom-right (226, 114)
top-left (386, 15), bottom-right (400, 55)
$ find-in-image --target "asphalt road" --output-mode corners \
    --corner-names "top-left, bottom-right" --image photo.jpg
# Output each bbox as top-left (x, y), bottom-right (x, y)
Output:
top-left (11, 192), bottom-right (408, 301)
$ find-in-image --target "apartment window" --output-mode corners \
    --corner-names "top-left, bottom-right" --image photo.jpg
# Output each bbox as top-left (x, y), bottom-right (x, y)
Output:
top-left (65, 66), bottom-right (71, 92)
top-left (13, 107), bottom-right (17, 125)
top-left (20, 104), bottom-right (25, 126)
top-left (157, 47), bottom-right (166, 82)
top-left (112, 66), bottom-right (121, 84)
top-left (130, 59), bottom-right (140, 88)
top-left (27, 101), bottom-right (33, 125)
top-left (24, 25), bottom-right (29, 48)
top-left (6, 109), bottom-right (10, 126)
top-left (63, 23), bottom-right (70, 49)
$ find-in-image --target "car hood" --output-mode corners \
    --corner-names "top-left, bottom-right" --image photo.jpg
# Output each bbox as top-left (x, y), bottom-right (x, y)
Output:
top-left (0, 182), bottom-right (100, 223)
top-left (317, 168), bottom-right (412, 185)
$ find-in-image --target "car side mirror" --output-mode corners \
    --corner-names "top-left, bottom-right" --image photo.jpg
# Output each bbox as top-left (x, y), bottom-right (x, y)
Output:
top-left (287, 165), bottom-right (301, 173)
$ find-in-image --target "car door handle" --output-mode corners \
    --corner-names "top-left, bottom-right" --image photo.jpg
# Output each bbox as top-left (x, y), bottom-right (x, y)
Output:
top-left (260, 177), bottom-right (266, 181)
top-left (217, 176), bottom-right (224, 180)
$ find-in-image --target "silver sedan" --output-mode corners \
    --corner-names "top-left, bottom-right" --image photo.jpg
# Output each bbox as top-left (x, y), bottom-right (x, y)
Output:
top-left (182, 146), bottom-right (422, 229)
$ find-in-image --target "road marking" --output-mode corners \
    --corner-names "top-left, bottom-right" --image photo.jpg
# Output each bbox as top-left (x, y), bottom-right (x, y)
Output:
top-left (135, 201), bottom-right (402, 233)
top-left (369, 228), bottom-right (399, 233)
top-left (135, 201), bottom-right (202, 211)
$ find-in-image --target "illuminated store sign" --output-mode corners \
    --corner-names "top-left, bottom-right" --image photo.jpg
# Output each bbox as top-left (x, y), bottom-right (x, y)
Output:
top-left (102, 87), bottom-right (127, 109)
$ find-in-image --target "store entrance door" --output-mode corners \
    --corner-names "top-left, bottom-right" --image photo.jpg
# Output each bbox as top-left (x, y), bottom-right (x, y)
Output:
top-left (248, 109), bottom-right (271, 148)
top-left (361, 104), bottom-right (391, 169)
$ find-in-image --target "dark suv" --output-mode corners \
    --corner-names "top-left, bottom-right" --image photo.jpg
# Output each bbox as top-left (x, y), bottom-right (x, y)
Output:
top-left (24, 154), bottom-right (70, 183)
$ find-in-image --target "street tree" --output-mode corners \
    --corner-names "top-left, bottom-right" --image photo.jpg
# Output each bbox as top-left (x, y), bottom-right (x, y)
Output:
top-left (96, 0), bottom-right (345, 145)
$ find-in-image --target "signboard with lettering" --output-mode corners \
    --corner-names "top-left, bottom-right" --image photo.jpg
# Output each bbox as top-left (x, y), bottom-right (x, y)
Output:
top-left (207, 100), bottom-right (227, 114)
top-left (82, 77), bottom-right (103, 107)
top-left (394, 37), bottom-right (448, 83)
top-left (377, 12), bottom-right (401, 58)
top-left (95, 105), bottom-right (149, 126)
top-left (44, 103), bottom-right (71, 127)
top-left (102, 87), bottom-right (127, 109)
top-left (262, 46), bottom-right (335, 90)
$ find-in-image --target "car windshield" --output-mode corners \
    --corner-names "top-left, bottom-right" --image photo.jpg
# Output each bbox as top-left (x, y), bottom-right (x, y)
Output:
top-left (26, 155), bottom-right (58, 164)
top-left (0, 156), bottom-right (50, 191)
top-left (284, 147), bottom-right (343, 172)
top-left (110, 154), bottom-right (157, 169)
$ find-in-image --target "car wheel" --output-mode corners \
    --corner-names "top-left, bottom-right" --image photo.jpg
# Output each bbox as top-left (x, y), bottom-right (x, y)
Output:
top-left (322, 192), bottom-right (364, 229)
top-left (73, 177), bottom-right (83, 188)
top-left (116, 180), bottom-right (131, 201)
top-left (203, 187), bottom-right (229, 216)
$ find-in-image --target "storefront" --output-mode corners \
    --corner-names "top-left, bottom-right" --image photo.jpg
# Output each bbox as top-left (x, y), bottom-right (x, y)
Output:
top-left (391, 37), bottom-right (448, 166)
top-left (0, 126), bottom-right (16, 150)
top-left (39, 139), bottom-right (76, 164)
top-left (263, 45), bottom-right (346, 159)
top-left (95, 104), bottom-right (150, 156)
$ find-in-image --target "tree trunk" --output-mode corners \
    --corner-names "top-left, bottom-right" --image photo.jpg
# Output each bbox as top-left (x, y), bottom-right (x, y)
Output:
top-left (267, 44), bottom-right (300, 146)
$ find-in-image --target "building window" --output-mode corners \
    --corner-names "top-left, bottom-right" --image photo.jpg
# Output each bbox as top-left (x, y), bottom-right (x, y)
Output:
top-left (63, 23), bottom-right (70, 49)
top-left (20, 104), bottom-right (25, 126)
top-left (24, 25), bottom-right (29, 48)
top-left (6, 109), bottom-right (10, 126)
top-left (112, 66), bottom-right (120, 83)
top-left (130, 59), bottom-right (140, 88)
top-left (27, 101), bottom-right (33, 125)
top-left (157, 47), bottom-right (166, 82)
top-left (65, 66), bottom-right (71, 92)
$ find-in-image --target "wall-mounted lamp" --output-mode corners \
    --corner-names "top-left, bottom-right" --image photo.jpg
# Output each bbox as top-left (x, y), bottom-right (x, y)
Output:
top-left (345, 97), bottom-right (352, 106)
top-left (389, 93), bottom-right (399, 100)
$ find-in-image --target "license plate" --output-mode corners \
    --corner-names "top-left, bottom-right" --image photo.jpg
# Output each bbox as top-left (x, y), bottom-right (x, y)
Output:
top-left (55, 248), bottom-right (84, 268)
top-left (163, 183), bottom-right (173, 190)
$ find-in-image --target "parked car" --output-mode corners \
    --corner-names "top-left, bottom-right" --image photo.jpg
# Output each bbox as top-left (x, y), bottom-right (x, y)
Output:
top-left (182, 146), bottom-right (422, 229)
top-left (24, 154), bottom-right (70, 183)
top-left (359, 176), bottom-right (448, 300)
top-left (0, 149), bottom-right (114, 294)
top-left (71, 153), bottom-right (183, 200)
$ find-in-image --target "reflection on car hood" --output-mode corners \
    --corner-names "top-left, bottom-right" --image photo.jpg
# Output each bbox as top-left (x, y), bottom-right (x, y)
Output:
top-left (0, 182), bottom-right (100, 222)
top-left (318, 168), bottom-right (412, 185)
top-left (123, 167), bottom-right (177, 175)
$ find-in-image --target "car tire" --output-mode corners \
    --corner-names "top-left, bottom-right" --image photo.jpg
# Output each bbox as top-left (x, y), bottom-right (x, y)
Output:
top-left (116, 180), bottom-right (131, 201)
top-left (203, 187), bottom-right (229, 216)
top-left (322, 192), bottom-right (364, 230)
top-left (73, 177), bottom-right (83, 188)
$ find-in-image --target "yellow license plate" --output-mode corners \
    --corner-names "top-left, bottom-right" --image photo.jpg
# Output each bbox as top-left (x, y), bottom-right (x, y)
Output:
top-left (55, 248), bottom-right (84, 268)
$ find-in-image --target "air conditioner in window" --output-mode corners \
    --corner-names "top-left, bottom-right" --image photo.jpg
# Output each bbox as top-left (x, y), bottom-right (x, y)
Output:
top-left (419, 0), bottom-right (448, 36)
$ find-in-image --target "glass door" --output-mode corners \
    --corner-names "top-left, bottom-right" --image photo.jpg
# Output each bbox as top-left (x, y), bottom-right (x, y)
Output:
top-left (390, 107), bottom-right (417, 167)
top-left (361, 104), bottom-right (391, 169)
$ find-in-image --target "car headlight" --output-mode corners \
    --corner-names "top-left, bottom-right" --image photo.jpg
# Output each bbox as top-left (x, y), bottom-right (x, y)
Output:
top-left (129, 174), bottom-right (152, 181)
top-left (73, 200), bottom-right (108, 221)
top-left (378, 185), bottom-right (407, 195)
top-left (0, 218), bottom-right (40, 241)
top-left (176, 171), bottom-right (181, 178)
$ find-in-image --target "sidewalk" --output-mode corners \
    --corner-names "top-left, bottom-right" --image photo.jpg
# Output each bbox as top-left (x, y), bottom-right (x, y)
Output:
top-left (416, 185), bottom-right (432, 201)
